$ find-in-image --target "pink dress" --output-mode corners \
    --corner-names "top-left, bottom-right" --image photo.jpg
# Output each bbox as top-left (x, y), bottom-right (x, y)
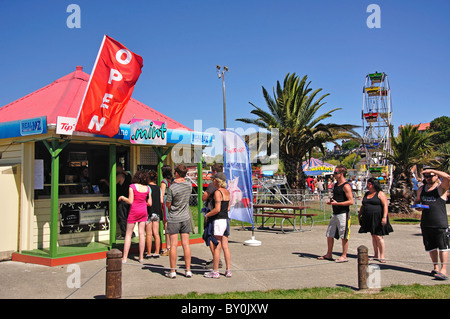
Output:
top-left (127, 184), bottom-right (150, 223)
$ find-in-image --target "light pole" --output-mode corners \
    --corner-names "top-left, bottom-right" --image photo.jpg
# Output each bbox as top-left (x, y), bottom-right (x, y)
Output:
top-left (216, 65), bottom-right (229, 129)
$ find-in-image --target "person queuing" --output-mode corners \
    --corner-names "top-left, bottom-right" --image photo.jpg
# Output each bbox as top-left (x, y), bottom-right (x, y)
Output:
top-left (413, 168), bottom-right (450, 280)
top-left (160, 165), bottom-right (174, 256)
top-left (165, 164), bottom-right (193, 278)
top-left (318, 165), bottom-right (354, 263)
top-left (146, 170), bottom-right (162, 258)
top-left (358, 177), bottom-right (393, 263)
top-left (100, 163), bottom-right (132, 239)
top-left (118, 170), bottom-right (152, 264)
top-left (203, 172), bottom-right (232, 279)
top-left (201, 163), bottom-right (227, 269)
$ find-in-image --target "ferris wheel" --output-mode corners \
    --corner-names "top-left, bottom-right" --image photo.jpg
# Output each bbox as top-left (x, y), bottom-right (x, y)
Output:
top-left (361, 72), bottom-right (393, 181)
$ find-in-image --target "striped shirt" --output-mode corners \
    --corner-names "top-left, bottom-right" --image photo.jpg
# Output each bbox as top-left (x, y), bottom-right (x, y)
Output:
top-left (166, 180), bottom-right (192, 223)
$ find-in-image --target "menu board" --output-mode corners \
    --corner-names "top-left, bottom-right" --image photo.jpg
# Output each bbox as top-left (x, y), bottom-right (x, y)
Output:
top-left (60, 201), bottom-right (109, 234)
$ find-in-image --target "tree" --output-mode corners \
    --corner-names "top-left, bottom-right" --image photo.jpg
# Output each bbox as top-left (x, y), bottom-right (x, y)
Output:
top-left (430, 116), bottom-right (450, 146)
top-left (430, 116), bottom-right (450, 173)
top-left (237, 73), bottom-right (358, 189)
top-left (385, 124), bottom-right (438, 214)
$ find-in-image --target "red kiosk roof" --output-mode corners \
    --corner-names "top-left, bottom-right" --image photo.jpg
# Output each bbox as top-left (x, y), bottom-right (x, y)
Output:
top-left (0, 66), bottom-right (191, 131)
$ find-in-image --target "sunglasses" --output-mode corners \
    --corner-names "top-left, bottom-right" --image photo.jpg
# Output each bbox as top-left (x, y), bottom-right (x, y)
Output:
top-left (333, 171), bottom-right (341, 175)
top-left (423, 174), bottom-right (435, 178)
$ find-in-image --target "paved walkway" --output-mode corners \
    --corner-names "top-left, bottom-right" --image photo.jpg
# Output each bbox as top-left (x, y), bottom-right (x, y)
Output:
top-left (0, 223), bottom-right (448, 300)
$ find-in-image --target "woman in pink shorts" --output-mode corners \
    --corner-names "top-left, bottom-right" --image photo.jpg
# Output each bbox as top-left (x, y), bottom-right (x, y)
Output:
top-left (119, 170), bottom-right (152, 263)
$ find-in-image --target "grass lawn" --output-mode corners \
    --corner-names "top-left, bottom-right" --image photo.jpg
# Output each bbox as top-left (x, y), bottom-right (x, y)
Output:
top-left (152, 283), bottom-right (450, 299)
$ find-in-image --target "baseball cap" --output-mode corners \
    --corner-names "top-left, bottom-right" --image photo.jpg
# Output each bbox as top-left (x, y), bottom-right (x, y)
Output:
top-left (213, 172), bottom-right (227, 181)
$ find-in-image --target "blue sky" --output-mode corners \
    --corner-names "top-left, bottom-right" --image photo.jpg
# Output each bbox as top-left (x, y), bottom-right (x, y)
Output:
top-left (1, 1), bottom-right (449, 148)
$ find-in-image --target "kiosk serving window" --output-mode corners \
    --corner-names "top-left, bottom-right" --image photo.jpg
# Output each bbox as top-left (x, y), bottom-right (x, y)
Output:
top-left (34, 142), bottom-right (112, 199)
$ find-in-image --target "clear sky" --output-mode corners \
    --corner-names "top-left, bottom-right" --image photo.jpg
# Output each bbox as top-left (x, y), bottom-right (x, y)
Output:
top-left (1, 1), bottom-right (449, 149)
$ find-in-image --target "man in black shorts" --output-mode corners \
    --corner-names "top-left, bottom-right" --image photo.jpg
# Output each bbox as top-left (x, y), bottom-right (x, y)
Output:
top-left (413, 168), bottom-right (450, 280)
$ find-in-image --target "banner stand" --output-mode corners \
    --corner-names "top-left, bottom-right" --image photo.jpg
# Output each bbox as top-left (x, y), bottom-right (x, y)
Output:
top-left (244, 227), bottom-right (261, 246)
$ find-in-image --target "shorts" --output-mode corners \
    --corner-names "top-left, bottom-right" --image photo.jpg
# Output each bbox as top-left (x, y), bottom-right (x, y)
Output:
top-left (326, 212), bottom-right (351, 240)
top-left (214, 219), bottom-right (228, 236)
top-left (167, 219), bottom-right (191, 234)
top-left (421, 227), bottom-right (450, 252)
top-left (146, 213), bottom-right (160, 224)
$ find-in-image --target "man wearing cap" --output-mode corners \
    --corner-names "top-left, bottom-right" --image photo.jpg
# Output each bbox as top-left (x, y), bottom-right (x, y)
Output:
top-left (413, 168), bottom-right (450, 280)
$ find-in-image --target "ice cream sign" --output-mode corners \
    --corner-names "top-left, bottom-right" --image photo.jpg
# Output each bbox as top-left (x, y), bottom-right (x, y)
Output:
top-left (130, 119), bottom-right (167, 145)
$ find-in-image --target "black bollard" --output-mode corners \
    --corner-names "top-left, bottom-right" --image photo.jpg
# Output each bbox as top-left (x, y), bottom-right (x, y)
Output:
top-left (106, 249), bottom-right (122, 299)
top-left (357, 245), bottom-right (369, 290)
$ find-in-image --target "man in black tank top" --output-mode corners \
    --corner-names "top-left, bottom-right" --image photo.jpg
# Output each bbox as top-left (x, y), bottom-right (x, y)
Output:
top-left (413, 168), bottom-right (450, 280)
top-left (116, 165), bottom-right (132, 239)
top-left (318, 165), bottom-right (354, 263)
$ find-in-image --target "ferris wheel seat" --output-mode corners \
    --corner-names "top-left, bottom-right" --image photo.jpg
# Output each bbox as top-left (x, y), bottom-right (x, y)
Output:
top-left (365, 86), bottom-right (380, 93)
top-left (364, 112), bottom-right (379, 121)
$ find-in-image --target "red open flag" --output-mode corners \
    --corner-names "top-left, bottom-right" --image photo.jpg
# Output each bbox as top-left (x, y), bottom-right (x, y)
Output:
top-left (75, 35), bottom-right (143, 137)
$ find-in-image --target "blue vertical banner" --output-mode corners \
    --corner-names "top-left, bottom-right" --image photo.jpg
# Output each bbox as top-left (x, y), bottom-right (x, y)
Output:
top-left (220, 129), bottom-right (254, 225)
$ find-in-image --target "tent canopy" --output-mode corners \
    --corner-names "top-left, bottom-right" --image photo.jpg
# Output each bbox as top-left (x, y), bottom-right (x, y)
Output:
top-left (302, 158), bottom-right (335, 176)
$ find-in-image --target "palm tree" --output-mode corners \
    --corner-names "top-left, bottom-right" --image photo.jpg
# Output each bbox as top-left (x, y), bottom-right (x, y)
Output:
top-left (385, 124), bottom-right (438, 214)
top-left (237, 73), bottom-right (358, 189)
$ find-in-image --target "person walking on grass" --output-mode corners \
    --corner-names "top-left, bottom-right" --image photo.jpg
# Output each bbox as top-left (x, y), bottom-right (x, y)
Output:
top-left (318, 165), bottom-right (354, 263)
top-left (413, 168), bottom-right (450, 280)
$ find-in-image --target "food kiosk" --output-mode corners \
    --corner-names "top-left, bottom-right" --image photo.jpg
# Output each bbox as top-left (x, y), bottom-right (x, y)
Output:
top-left (0, 66), bottom-right (212, 266)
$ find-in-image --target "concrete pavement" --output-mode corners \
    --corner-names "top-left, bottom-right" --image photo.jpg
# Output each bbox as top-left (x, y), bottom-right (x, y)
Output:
top-left (0, 223), bottom-right (448, 299)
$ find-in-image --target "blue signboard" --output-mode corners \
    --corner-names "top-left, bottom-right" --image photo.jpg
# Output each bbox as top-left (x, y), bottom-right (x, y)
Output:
top-left (0, 116), bottom-right (47, 139)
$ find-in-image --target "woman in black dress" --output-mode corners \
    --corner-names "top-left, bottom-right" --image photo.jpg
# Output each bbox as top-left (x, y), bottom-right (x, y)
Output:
top-left (358, 178), bottom-right (393, 263)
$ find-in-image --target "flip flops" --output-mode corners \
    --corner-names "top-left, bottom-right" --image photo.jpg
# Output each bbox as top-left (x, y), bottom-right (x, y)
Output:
top-left (335, 258), bottom-right (348, 263)
top-left (434, 272), bottom-right (448, 280)
top-left (317, 255), bottom-right (334, 261)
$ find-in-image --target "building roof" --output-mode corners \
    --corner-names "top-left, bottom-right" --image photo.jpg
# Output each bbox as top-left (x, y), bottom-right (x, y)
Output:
top-left (0, 66), bottom-right (191, 131)
top-left (415, 123), bottom-right (430, 131)
top-left (399, 123), bottom-right (430, 132)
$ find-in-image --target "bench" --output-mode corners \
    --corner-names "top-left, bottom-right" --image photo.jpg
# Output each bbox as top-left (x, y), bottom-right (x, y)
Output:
top-left (253, 204), bottom-right (317, 233)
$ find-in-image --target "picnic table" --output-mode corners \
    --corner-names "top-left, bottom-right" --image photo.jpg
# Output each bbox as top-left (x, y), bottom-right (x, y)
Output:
top-left (253, 203), bottom-right (317, 233)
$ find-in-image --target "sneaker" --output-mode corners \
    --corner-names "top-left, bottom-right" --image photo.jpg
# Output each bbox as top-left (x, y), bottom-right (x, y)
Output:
top-left (225, 270), bottom-right (232, 278)
top-left (203, 271), bottom-right (220, 279)
top-left (166, 272), bottom-right (176, 279)
top-left (185, 270), bottom-right (193, 278)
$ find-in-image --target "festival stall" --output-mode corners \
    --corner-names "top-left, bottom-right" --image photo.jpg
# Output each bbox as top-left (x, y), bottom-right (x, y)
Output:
top-left (0, 65), bottom-right (212, 266)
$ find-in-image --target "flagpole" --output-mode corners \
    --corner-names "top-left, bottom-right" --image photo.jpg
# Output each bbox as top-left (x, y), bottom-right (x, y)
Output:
top-left (75, 34), bottom-right (107, 125)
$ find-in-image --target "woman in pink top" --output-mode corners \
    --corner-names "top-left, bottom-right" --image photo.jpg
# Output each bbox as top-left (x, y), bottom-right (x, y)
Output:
top-left (118, 170), bottom-right (152, 263)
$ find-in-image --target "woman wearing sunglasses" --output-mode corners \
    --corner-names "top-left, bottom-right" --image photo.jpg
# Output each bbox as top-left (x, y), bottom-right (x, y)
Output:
top-left (413, 169), bottom-right (450, 280)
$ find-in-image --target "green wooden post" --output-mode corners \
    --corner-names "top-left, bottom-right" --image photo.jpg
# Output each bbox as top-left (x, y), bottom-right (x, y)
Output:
top-left (153, 146), bottom-right (173, 243)
top-left (43, 139), bottom-right (70, 258)
top-left (197, 156), bottom-right (204, 235)
top-left (109, 144), bottom-right (117, 246)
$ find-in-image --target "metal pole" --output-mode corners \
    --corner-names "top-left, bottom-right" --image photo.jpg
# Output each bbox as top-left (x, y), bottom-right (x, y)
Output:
top-left (222, 70), bottom-right (227, 129)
